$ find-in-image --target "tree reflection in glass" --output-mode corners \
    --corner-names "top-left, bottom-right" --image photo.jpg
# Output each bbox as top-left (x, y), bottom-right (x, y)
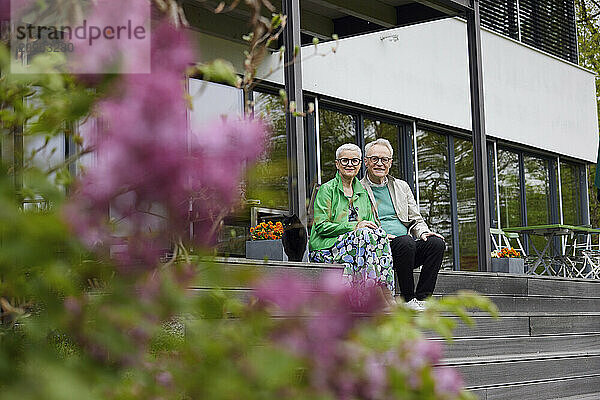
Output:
top-left (247, 92), bottom-right (289, 210)
top-left (416, 129), bottom-right (453, 269)
top-left (364, 119), bottom-right (400, 177)
top-left (560, 161), bottom-right (581, 226)
top-left (524, 155), bottom-right (551, 225)
top-left (454, 138), bottom-right (477, 271)
top-left (497, 149), bottom-right (522, 229)
top-left (589, 165), bottom-right (599, 245)
top-left (524, 155), bottom-right (551, 252)
top-left (319, 109), bottom-right (356, 182)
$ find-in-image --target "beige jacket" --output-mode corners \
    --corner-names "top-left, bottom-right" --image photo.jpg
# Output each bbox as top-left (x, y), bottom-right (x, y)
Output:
top-left (360, 175), bottom-right (430, 239)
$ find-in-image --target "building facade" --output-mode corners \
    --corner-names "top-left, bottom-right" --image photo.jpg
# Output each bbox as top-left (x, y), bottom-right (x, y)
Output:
top-left (186, 0), bottom-right (598, 271)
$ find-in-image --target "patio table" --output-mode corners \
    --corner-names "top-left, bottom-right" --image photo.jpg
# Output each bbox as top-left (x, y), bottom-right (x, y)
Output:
top-left (503, 224), bottom-right (600, 278)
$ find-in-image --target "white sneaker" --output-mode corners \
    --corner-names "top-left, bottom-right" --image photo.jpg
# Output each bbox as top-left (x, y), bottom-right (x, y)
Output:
top-left (405, 298), bottom-right (426, 312)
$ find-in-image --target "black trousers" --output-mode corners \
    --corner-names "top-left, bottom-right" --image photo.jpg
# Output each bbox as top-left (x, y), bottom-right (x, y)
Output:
top-left (390, 235), bottom-right (445, 301)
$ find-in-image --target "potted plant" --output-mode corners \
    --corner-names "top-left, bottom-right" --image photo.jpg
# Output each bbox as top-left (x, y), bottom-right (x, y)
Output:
top-left (246, 221), bottom-right (287, 261)
top-left (491, 247), bottom-right (524, 274)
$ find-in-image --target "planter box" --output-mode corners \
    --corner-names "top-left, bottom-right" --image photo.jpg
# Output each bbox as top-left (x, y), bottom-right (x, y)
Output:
top-left (491, 258), bottom-right (524, 274)
top-left (246, 239), bottom-right (288, 261)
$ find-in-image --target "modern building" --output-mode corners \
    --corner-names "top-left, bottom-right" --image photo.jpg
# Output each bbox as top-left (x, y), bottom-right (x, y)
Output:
top-left (185, 0), bottom-right (599, 271)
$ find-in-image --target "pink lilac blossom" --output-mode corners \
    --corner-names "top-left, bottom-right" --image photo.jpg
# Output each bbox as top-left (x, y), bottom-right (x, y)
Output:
top-left (255, 271), bottom-right (467, 399)
top-left (434, 367), bottom-right (464, 398)
top-left (65, 19), bottom-right (267, 270)
top-left (254, 272), bottom-right (388, 398)
top-left (68, 0), bottom-right (151, 75)
top-left (407, 338), bottom-right (442, 369)
top-left (2, 0), bottom-right (34, 21)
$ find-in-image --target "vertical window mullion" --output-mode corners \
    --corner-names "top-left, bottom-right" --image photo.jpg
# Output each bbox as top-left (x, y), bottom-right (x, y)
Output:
top-left (557, 157), bottom-right (564, 224)
top-left (413, 121), bottom-right (420, 208)
top-left (581, 165), bottom-right (591, 226)
top-left (314, 98), bottom-right (322, 184)
top-left (304, 97), bottom-right (318, 191)
top-left (402, 122), bottom-right (415, 192)
top-left (548, 158), bottom-right (559, 224)
top-left (357, 114), bottom-right (365, 179)
top-left (448, 135), bottom-right (460, 271)
top-left (518, 151), bottom-right (529, 254)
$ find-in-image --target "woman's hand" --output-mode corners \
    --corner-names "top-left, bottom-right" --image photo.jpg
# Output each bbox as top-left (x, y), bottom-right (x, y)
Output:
top-left (355, 220), bottom-right (378, 230)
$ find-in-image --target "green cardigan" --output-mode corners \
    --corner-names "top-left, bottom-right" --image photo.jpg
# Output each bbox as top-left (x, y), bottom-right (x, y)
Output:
top-left (308, 173), bottom-right (377, 251)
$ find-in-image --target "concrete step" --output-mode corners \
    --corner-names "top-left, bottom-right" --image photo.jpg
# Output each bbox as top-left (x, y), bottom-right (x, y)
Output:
top-left (476, 375), bottom-right (600, 400)
top-left (432, 294), bottom-right (600, 314)
top-left (441, 334), bottom-right (600, 360)
top-left (201, 258), bottom-right (600, 299)
top-left (531, 314), bottom-right (600, 335)
top-left (195, 259), bottom-right (600, 400)
top-left (433, 271), bottom-right (600, 298)
top-left (431, 314), bottom-right (600, 338)
top-left (548, 393), bottom-right (600, 400)
top-left (451, 354), bottom-right (600, 389)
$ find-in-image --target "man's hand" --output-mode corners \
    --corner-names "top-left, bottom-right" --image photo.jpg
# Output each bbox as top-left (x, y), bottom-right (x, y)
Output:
top-left (420, 231), bottom-right (444, 241)
top-left (355, 220), bottom-right (378, 230)
top-left (387, 234), bottom-right (397, 239)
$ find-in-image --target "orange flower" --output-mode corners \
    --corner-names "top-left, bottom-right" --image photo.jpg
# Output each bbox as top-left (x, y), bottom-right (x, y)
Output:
top-left (250, 220), bottom-right (283, 241)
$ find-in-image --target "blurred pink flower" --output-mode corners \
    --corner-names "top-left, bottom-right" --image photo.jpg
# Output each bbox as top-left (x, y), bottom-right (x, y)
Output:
top-left (434, 367), bottom-right (464, 398)
top-left (69, 0), bottom-right (151, 75)
top-left (2, 0), bottom-right (34, 21)
top-left (363, 356), bottom-right (387, 399)
top-left (255, 273), bottom-right (313, 313)
top-left (254, 272), bottom-right (388, 397)
top-left (408, 338), bottom-right (442, 369)
top-left (65, 20), bottom-right (268, 269)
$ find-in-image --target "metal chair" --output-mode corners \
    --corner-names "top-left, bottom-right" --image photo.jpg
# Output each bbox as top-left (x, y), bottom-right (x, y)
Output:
top-left (490, 228), bottom-right (526, 256)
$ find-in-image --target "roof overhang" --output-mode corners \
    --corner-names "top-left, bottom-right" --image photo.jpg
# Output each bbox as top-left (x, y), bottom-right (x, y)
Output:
top-left (182, 0), bottom-right (472, 46)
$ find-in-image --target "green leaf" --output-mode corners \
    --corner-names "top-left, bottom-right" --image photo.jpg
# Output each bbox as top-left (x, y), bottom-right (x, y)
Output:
top-left (194, 59), bottom-right (240, 87)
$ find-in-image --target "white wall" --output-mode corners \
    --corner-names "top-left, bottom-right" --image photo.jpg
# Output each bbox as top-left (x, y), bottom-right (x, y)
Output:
top-left (187, 29), bottom-right (284, 86)
top-left (295, 18), bottom-right (599, 163)
top-left (188, 19), bottom-right (598, 162)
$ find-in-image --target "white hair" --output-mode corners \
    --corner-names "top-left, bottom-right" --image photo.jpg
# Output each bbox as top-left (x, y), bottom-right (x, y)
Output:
top-left (365, 138), bottom-right (393, 157)
top-left (335, 143), bottom-right (362, 159)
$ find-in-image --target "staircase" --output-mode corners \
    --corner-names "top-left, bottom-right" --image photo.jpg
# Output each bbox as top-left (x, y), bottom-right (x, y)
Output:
top-left (433, 270), bottom-right (600, 400)
top-left (203, 258), bottom-right (600, 399)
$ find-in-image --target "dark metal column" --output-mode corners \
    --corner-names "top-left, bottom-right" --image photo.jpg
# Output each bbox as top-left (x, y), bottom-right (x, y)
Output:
top-left (357, 114), bottom-right (365, 179)
top-left (400, 123), bottom-right (415, 192)
top-left (282, 0), bottom-right (307, 224)
top-left (466, 0), bottom-right (492, 272)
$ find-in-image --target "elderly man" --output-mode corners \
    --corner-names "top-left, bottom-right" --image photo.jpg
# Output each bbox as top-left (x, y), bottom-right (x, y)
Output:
top-left (360, 138), bottom-right (445, 311)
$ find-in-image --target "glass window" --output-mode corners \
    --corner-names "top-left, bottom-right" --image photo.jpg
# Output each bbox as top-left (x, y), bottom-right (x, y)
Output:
top-left (589, 164), bottom-right (599, 237)
top-left (488, 144), bottom-right (498, 228)
top-left (319, 109), bottom-right (356, 182)
top-left (523, 155), bottom-right (551, 252)
top-left (416, 129), bottom-right (453, 269)
top-left (524, 155), bottom-right (551, 226)
top-left (454, 137), bottom-right (477, 271)
top-left (246, 92), bottom-right (288, 210)
top-left (23, 88), bottom-right (66, 208)
top-left (188, 79), bottom-right (245, 256)
top-left (497, 149), bottom-right (522, 229)
top-left (560, 161), bottom-right (582, 226)
top-left (364, 118), bottom-right (400, 177)
top-left (188, 79), bottom-right (243, 128)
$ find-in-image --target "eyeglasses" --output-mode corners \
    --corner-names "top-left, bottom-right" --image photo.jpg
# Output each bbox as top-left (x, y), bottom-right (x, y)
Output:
top-left (366, 156), bottom-right (392, 165)
top-left (336, 158), bottom-right (361, 167)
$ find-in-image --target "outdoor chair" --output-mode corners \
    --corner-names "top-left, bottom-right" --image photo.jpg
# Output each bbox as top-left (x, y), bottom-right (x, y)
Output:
top-left (490, 228), bottom-right (527, 256)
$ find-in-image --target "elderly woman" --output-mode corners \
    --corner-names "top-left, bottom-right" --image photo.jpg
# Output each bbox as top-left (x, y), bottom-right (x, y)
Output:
top-left (309, 143), bottom-right (395, 293)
